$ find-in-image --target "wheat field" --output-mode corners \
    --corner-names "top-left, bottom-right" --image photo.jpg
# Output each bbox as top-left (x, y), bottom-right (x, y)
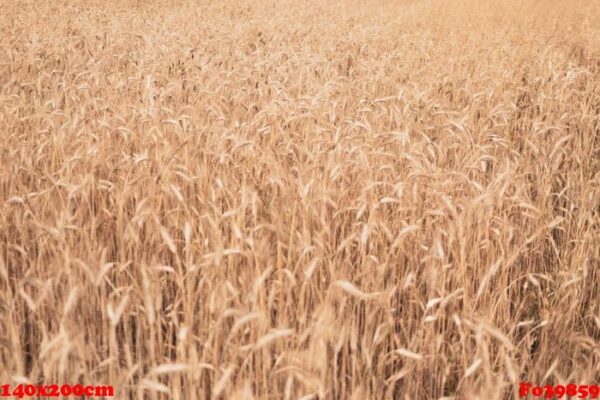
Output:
top-left (0, 0), bottom-right (599, 398)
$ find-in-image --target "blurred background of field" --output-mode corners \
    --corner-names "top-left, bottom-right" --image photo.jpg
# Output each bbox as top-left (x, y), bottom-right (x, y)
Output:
top-left (0, 0), bottom-right (599, 398)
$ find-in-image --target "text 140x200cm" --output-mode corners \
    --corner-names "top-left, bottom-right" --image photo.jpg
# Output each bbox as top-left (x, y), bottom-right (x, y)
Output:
top-left (0, 384), bottom-right (114, 398)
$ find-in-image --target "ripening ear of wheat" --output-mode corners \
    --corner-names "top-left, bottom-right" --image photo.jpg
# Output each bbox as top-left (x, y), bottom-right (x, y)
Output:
top-left (0, 0), bottom-right (599, 398)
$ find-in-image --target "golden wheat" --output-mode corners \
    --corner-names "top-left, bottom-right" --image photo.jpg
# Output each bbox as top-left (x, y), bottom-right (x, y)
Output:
top-left (0, 0), bottom-right (599, 398)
